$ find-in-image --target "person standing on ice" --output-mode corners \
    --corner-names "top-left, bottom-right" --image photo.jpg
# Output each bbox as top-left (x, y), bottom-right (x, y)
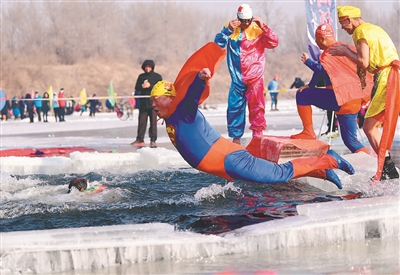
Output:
top-left (150, 66), bottom-right (355, 189)
top-left (328, 5), bottom-right (399, 181)
top-left (131, 60), bottom-right (162, 148)
top-left (267, 74), bottom-right (279, 111)
top-left (290, 23), bottom-right (371, 155)
top-left (214, 4), bottom-right (278, 145)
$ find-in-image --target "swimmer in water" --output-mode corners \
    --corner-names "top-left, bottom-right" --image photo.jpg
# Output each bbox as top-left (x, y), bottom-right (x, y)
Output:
top-left (68, 178), bottom-right (88, 193)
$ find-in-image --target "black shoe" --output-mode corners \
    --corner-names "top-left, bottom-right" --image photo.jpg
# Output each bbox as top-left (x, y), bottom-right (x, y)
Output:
top-left (150, 142), bottom-right (157, 148)
top-left (371, 154), bottom-right (399, 181)
top-left (321, 130), bottom-right (329, 136)
top-left (382, 154), bottom-right (399, 180)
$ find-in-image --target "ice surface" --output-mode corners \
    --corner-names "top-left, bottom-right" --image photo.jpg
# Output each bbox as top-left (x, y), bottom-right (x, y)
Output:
top-left (2, 196), bottom-right (398, 274)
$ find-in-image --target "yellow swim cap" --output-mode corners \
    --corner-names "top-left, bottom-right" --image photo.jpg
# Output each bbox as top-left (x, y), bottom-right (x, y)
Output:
top-left (151, 80), bottom-right (176, 97)
top-left (337, 6), bottom-right (361, 20)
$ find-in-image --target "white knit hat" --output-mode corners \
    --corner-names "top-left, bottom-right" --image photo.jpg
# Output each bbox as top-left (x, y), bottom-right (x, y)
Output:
top-left (237, 4), bottom-right (253, 19)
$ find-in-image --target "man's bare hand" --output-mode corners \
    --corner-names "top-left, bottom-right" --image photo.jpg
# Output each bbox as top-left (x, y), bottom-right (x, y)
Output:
top-left (228, 19), bottom-right (241, 30)
top-left (142, 80), bottom-right (150, 89)
top-left (298, 85), bottom-right (309, 92)
top-left (252, 16), bottom-right (264, 28)
top-left (301, 52), bottom-right (309, 64)
top-left (199, 68), bottom-right (211, 81)
top-left (328, 44), bottom-right (349, 56)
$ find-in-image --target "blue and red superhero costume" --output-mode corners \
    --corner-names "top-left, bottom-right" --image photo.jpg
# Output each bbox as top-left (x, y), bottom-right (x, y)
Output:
top-left (214, 23), bottom-right (278, 138)
top-left (164, 73), bottom-right (352, 187)
top-left (165, 75), bottom-right (299, 183)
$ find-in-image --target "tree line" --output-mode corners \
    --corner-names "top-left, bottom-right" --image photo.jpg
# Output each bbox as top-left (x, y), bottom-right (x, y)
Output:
top-left (2, 0), bottom-right (399, 100)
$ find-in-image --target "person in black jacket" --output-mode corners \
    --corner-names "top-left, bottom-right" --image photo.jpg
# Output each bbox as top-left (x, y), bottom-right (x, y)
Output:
top-left (42, 91), bottom-right (50, 122)
top-left (89, 94), bottom-right (99, 117)
top-left (290, 77), bottom-right (305, 89)
top-left (19, 96), bottom-right (26, 120)
top-left (131, 60), bottom-right (162, 148)
top-left (25, 93), bottom-right (35, 123)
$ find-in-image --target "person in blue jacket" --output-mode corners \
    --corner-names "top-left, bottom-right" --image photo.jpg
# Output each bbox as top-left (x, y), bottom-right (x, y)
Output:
top-left (34, 91), bottom-right (42, 122)
top-left (267, 74), bottom-right (279, 111)
top-left (149, 68), bottom-right (355, 189)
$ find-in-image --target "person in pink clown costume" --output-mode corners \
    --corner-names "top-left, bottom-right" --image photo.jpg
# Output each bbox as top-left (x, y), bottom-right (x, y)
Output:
top-left (214, 3), bottom-right (278, 145)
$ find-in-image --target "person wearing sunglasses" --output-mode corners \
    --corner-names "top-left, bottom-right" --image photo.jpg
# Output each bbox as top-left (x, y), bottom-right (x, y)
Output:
top-left (214, 3), bottom-right (278, 145)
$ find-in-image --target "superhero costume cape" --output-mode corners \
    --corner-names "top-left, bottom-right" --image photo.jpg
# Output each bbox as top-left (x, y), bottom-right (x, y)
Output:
top-left (166, 42), bottom-right (226, 118)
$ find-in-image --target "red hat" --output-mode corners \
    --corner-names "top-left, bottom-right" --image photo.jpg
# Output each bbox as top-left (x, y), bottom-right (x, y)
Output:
top-left (315, 24), bottom-right (334, 38)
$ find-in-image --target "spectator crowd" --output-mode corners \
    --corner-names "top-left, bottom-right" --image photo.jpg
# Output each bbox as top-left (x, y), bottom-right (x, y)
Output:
top-left (1, 89), bottom-right (104, 122)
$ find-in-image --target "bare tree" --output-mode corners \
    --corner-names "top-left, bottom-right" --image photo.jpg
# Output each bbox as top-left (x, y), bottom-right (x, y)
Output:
top-left (285, 14), bottom-right (308, 53)
top-left (2, 0), bottom-right (398, 98)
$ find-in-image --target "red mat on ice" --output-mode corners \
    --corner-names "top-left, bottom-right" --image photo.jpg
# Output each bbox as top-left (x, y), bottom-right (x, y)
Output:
top-left (246, 135), bottom-right (330, 163)
top-left (0, 146), bottom-right (95, 157)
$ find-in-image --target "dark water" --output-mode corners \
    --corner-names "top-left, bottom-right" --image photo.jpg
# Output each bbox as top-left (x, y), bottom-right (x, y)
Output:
top-left (1, 170), bottom-right (357, 235)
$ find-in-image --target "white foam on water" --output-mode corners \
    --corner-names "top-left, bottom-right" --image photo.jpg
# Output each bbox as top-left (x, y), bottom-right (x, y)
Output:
top-left (194, 181), bottom-right (241, 201)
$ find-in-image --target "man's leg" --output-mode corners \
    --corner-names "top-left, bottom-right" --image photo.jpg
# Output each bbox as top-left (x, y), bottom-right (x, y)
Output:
top-left (246, 78), bottom-right (266, 137)
top-left (224, 149), bottom-right (354, 188)
top-left (37, 107), bottom-right (42, 122)
top-left (326, 110), bottom-right (336, 134)
top-left (290, 150), bottom-right (354, 189)
top-left (149, 108), bottom-right (158, 146)
top-left (363, 116), bottom-right (381, 155)
top-left (227, 82), bottom-right (247, 142)
top-left (337, 114), bottom-right (369, 153)
top-left (291, 88), bottom-right (340, 139)
top-left (134, 109), bottom-right (148, 143)
top-left (290, 104), bottom-right (316, 139)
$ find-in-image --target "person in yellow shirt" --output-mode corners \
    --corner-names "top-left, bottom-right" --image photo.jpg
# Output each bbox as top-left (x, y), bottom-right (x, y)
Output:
top-left (329, 5), bottom-right (400, 181)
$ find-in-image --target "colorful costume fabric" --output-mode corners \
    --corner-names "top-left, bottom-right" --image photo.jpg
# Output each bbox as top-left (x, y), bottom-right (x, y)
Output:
top-left (214, 23), bottom-right (278, 138)
top-left (159, 42), bottom-right (351, 188)
top-left (165, 75), bottom-right (296, 183)
top-left (353, 22), bottom-right (400, 180)
top-left (298, 49), bottom-right (371, 153)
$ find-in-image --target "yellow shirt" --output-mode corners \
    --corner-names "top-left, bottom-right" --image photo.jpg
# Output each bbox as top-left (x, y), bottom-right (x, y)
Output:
top-left (353, 22), bottom-right (399, 117)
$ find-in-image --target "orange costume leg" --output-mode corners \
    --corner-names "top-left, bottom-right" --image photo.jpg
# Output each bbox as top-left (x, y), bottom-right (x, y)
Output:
top-left (291, 105), bottom-right (316, 139)
top-left (291, 150), bottom-right (355, 189)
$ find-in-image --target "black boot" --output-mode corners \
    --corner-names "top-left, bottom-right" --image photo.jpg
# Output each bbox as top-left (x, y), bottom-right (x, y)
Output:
top-left (371, 153), bottom-right (399, 181)
top-left (381, 153), bottom-right (399, 180)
